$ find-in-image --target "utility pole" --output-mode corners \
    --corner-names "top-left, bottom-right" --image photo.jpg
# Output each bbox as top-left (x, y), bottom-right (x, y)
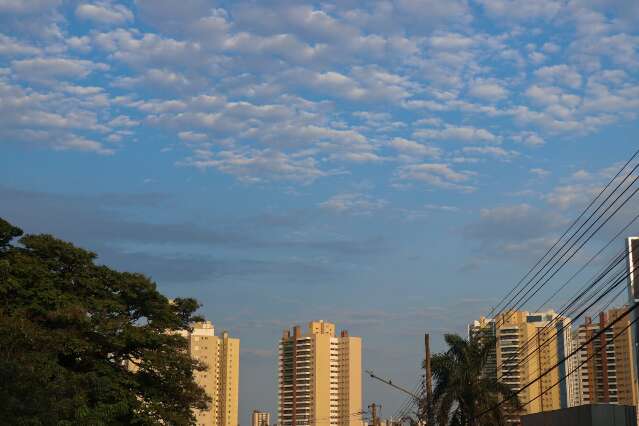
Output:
top-left (369, 403), bottom-right (381, 426)
top-left (421, 334), bottom-right (432, 426)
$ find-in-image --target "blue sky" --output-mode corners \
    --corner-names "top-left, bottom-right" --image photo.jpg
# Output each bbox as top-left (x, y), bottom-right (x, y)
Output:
top-left (1, 0), bottom-right (639, 423)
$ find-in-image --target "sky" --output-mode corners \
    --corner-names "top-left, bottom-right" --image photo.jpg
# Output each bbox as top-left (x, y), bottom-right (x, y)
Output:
top-left (1, 0), bottom-right (639, 423)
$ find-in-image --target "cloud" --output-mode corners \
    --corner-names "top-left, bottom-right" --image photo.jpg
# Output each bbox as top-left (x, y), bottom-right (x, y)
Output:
top-left (461, 146), bottom-right (518, 160)
top-left (390, 137), bottom-right (441, 159)
top-left (534, 64), bottom-right (582, 89)
top-left (11, 57), bottom-right (108, 83)
top-left (530, 167), bottom-right (551, 178)
top-left (396, 163), bottom-right (475, 191)
top-left (0, 0), bottom-right (638, 190)
top-left (0, 186), bottom-right (386, 266)
top-left (319, 193), bottom-right (387, 215)
top-left (413, 125), bottom-right (499, 143)
top-left (0, 34), bottom-right (40, 56)
top-left (477, 0), bottom-right (564, 21)
top-left (179, 148), bottom-right (331, 184)
top-left (75, 2), bottom-right (133, 25)
top-left (464, 203), bottom-right (566, 256)
top-left (468, 80), bottom-right (508, 100)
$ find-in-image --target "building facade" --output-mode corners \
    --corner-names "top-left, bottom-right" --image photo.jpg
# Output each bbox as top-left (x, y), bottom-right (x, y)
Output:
top-left (252, 410), bottom-right (271, 426)
top-left (186, 321), bottom-right (240, 426)
top-left (490, 310), bottom-right (578, 421)
top-left (469, 316), bottom-right (498, 380)
top-left (574, 307), bottom-right (637, 406)
top-left (278, 320), bottom-right (362, 426)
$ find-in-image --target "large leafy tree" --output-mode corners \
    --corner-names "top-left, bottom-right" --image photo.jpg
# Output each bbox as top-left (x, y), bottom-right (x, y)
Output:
top-left (0, 218), bottom-right (210, 425)
top-left (429, 334), bottom-right (520, 426)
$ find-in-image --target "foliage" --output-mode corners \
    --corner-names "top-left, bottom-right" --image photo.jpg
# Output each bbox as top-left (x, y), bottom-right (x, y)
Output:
top-left (429, 333), bottom-right (521, 426)
top-left (0, 218), bottom-right (210, 425)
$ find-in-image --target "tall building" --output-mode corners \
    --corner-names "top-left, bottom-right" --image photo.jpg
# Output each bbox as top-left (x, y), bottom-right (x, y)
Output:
top-left (469, 316), bottom-right (497, 380)
top-left (252, 410), bottom-right (271, 426)
top-left (186, 321), bottom-right (240, 426)
top-left (492, 310), bottom-right (578, 422)
top-left (626, 236), bottom-right (639, 415)
top-left (278, 320), bottom-right (362, 426)
top-left (574, 307), bottom-right (637, 406)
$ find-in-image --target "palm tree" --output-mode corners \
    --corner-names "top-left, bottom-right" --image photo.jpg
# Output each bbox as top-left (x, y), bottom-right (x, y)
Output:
top-left (428, 333), bottom-right (521, 426)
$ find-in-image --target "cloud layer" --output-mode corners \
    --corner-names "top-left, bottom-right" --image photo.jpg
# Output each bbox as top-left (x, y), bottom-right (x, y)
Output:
top-left (0, 0), bottom-right (637, 189)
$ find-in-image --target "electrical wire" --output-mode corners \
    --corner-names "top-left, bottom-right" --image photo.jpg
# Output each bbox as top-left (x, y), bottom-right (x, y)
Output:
top-left (488, 149), bottom-right (639, 318)
top-left (473, 302), bottom-right (639, 421)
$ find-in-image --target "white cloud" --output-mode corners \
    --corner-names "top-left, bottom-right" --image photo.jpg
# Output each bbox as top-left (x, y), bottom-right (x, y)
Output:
top-left (178, 131), bottom-right (208, 142)
top-left (468, 80), bottom-right (508, 100)
top-left (477, 0), bottom-right (564, 21)
top-left (0, 34), bottom-right (40, 56)
top-left (76, 2), bottom-right (133, 25)
top-left (530, 167), bottom-right (551, 177)
top-left (319, 193), bottom-right (387, 215)
top-left (462, 146), bottom-right (518, 159)
top-left (60, 135), bottom-right (114, 155)
top-left (396, 163), bottom-right (475, 191)
top-left (413, 125), bottom-right (499, 143)
top-left (534, 64), bottom-right (582, 89)
top-left (179, 148), bottom-right (331, 183)
top-left (390, 137), bottom-right (441, 158)
top-left (11, 57), bottom-right (108, 83)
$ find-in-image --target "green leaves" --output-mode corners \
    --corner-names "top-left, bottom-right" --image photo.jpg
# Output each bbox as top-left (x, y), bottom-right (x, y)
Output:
top-left (430, 333), bottom-right (519, 426)
top-left (0, 217), bottom-right (22, 247)
top-left (0, 217), bottom-right (209, 425)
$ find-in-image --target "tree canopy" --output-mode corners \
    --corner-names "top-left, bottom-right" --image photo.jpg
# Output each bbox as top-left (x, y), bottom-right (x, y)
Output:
top-left (429, 333), bottom-right (521, 426)
top-left (0, 218), bottom-right (210, 425)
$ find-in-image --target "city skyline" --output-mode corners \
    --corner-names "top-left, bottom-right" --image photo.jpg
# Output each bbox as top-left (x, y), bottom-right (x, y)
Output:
top-left (2, 0), bottom-right (639, 425)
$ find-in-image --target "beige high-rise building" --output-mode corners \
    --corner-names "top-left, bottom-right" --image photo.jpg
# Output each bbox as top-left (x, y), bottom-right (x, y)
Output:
top-left (492, 310), bottom-right (578, 423)
top-left (574, 307), bottom-right (638, 406)
top-left (186, 321), bottom-right (240, 426)
top-left (252, 410), bottom-right (271, 426)
top-left (278, 320), bottom-right (362, 426)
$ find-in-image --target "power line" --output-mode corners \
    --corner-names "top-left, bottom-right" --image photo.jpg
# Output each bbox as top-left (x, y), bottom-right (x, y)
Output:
top-left (488, 149), bottom-right (639, 318)
top-left (496, 258), bottom-right (637, 384)
top-left (487, 158), bottom-right (639, 379)
top-left (518, 305), bottom-right (639, 413)
top-left (491, 246), bottom-right (630, 383)
top-left (474, 302), bottom-right (639, 421)
top-left (491, 157), bottom-right (639, 329)
top-left (495, 165), bottom-right (639, 332)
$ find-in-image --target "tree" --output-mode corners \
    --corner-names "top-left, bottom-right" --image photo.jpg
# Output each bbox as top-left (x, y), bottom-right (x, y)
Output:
top-left (429, 334), bottom-right (520, 426)
top-left (0, 218), bottom-right (210, 425)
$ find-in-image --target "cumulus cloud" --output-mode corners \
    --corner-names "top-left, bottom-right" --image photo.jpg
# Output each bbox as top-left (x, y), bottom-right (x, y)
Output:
top-left (414, 125), bottom-right (499, 143)
top-left (319, 193), bottom-right (387, 215)
top-left (75, 2), bottom-right (133, 25)
top-left (390, 137), bottom-right (441, 159)
top-left (11, 57), bottom-right (108, 83)
top-left (468, 80), bottom-right (508, 101)
top-left (464, 203), bottom-right (566, 256)
top-left (396, 163), bottom-right (475, 191)
top-left (461, 146), bottom-right (518, 160)
top-left (0, 0), bottom-right (637, 188)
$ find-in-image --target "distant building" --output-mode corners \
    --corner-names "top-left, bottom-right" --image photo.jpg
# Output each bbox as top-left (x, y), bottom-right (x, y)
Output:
top-left (483, 310), bottom-right (578, 423)
top-left (278, 320), bottom-right (363, 426)
top-left (182, 321), bottom-right (240, 426)
top-left (469, 316), bottom-right (497, 380)
top-left (573, 308), bottom-right (637, 406)
top-left (252, 410), bottom-right (271, 426)
top-left (626, 236), bottom-right (639, 420)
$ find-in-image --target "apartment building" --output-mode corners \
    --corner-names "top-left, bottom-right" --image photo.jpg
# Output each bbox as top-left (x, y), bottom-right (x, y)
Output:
top-left (574, 308), bottom-right (637, 406)
top-left (278, 320), bottom-right (362, 426)
top-left (186, 321), bottom-right (240, 426)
